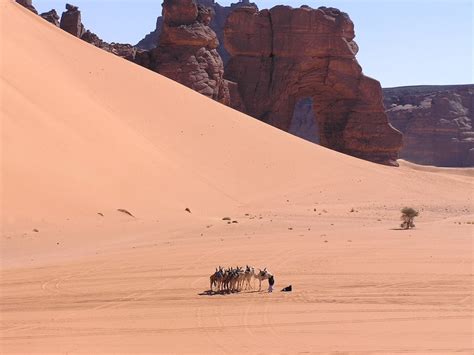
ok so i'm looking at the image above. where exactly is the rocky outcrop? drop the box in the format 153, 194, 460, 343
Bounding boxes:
224, 6, 402, 165
21, 0, 240, 107
136, 17, 164, 50
60, 3, 84, 37
81, 30, 139, 61
138, 0, 231, 105
48, 4, 139, 61
384, 85, 474, 167
40, 9, 60, 27
135, 0, 257, 64
199, 0, 258, 64
16, 0, 37, 14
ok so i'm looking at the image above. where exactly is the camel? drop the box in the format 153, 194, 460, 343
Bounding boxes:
254, 268, 273, 291
210, 267, 224, 292
209, 265, 273, 293
243, 265, 255, 290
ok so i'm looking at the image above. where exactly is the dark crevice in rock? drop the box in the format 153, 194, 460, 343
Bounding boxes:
267, 11, 275, 90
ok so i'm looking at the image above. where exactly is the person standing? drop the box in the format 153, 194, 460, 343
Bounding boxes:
268, 275, 275, 292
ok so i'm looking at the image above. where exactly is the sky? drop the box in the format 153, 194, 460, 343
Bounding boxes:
34, 0, 473, 88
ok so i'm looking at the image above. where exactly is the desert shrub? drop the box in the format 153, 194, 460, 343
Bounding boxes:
400, 207, 419, 229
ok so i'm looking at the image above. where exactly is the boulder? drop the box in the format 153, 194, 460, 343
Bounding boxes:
65, 3, 79, 11
162, 0, 198, 25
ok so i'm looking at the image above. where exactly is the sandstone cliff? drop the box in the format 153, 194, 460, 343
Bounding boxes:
384, 85, 474, 167
224, 6, 402, 165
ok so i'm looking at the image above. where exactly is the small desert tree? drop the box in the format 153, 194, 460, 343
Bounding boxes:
400, 207, 419, 229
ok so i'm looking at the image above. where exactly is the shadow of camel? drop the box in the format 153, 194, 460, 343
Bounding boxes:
198, 289, 263, 296
390, 228, 416, 231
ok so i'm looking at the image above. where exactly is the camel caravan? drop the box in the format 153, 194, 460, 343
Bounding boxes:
210, 266, 275, 294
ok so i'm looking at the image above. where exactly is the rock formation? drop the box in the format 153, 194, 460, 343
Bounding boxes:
135, 0, 257, 64
40, 9, 60, 27
60, 3, 84, 37
224, 6, 402, 165
198, 0, 258, 64
137, 0, 231, 105
384, 85, 474, 167
50, 4, 139, 61
81, 30, 139, 61
136, 16, 164, 51
16, 0, 37, 14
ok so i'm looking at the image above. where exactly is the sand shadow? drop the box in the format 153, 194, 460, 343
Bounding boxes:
198, 289, 262, 296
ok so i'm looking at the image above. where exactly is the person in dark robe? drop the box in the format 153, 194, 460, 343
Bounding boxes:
268, 275, 275, 292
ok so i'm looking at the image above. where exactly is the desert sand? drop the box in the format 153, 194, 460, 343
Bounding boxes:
1, 2, 473, 353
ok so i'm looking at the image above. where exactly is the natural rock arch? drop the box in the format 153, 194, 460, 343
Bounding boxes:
224, 6, 402, 165
289, 97, 320, 144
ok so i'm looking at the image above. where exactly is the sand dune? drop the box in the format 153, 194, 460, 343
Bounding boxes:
1, 2, 473, 353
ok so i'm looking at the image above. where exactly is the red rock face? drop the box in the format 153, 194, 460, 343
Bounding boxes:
163, 0, 198, 25
142, 0, 230, 105
384, 85, 474, 167
224, 6, 402, 165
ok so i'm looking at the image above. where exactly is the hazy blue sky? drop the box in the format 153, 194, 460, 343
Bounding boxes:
34, 0, 472, 87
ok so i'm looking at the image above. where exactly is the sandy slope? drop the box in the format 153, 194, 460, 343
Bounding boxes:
1, 2, 473, 353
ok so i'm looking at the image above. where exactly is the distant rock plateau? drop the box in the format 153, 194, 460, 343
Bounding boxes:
384, 85, 474, 167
